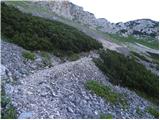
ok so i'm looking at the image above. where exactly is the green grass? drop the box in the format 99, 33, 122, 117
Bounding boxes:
145, 106, 159, 118
100, 113, 113, 119
85, 80, 127, 106
105, 33, 159, 50
94, 50, 159, 103
22, 51, 35, 60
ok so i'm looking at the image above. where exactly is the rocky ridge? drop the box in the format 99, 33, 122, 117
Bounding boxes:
32, 1, 159, 39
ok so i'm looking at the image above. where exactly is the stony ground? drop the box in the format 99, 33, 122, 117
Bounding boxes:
1, 41, 158, 119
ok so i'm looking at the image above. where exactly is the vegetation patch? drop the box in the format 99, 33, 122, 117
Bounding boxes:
145, 106, 159, 119
147, 52, 159, 60
1, 85, 17, 119
94, 50, 159, 103
22, 51, 35, 61
131, 51, 150, 62
2, 3, 102, 54
105, 33, 158, 49
147, 51, 159, 65
40, 51, 52, 66
85, 80, 127, 106
66, 52, 80, 61
100, 113, 113, 119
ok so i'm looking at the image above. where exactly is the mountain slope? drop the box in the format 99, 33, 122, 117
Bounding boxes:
1, 1, 159, 119
5, 1, 159, 40
1, 3, 102, 54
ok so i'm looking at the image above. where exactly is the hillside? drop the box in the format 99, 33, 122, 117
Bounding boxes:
1, 1, 159, 119
5, 1, 159, 40
1, 3, 102, 54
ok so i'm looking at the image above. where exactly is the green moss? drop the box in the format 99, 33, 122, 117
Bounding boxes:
22, 51, 35, 60
85, 80, 127, 106
145, 106, 159, 118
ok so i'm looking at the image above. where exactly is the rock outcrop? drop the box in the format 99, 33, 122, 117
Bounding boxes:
116, 19, 159, 39
32, 1, 159, 39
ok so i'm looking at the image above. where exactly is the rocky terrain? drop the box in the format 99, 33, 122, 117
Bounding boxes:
1, 1, 159, 119
1, 41, 157, 119
116, 19, 159, 39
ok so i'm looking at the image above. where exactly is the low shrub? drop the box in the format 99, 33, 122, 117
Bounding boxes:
94, 50, 159, 102
1, 3, 102, 54
85, 80, 127, 105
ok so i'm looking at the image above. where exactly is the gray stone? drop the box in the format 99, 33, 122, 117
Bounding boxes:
18, 111, 33, 119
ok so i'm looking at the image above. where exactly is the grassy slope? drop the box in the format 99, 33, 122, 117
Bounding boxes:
104, 33, 159, 50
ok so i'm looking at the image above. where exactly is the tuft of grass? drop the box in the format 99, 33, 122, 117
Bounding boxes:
145, 106, 159, 119
22, 51, 35, 61
100, 113, 113, 119
40, 51, 52, 66
85, 80, 127, 106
